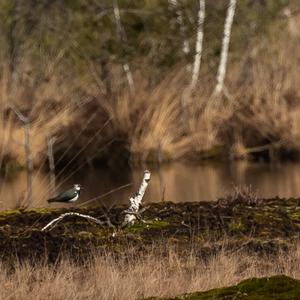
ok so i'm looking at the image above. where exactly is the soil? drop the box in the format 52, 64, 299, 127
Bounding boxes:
1, 197, 300, 264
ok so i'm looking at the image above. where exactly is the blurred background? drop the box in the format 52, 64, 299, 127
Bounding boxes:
0, 0, 299, 208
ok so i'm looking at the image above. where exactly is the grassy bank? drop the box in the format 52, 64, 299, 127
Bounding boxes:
1, 196, 300, 262
1, 196, 300, 298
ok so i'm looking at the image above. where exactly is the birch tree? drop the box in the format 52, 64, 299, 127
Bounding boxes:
113, 0, 135, 94
168, 0, 190, 68
122, 170, 151, 226
180, 0, 205, 128
190, 0, 205, 90
213, 0, 237, 97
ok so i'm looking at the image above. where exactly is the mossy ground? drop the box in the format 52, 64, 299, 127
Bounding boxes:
1, 197, 300, 263
148, 275, 300, 300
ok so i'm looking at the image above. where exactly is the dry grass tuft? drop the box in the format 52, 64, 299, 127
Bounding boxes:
1, 244, 300, 299
217, 185, 260, 207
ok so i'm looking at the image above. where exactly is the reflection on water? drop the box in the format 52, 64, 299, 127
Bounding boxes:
1, 161, 300, 209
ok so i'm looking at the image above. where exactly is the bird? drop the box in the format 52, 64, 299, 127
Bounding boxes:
47, 184, 82, 203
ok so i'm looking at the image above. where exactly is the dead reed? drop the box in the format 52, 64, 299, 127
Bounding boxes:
1, 243, 300, 300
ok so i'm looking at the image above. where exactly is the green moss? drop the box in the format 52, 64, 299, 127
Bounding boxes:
148, 276, 300, 300
0, 208, 59, 217
228, 218, 245, 233
25, 208, 59, 214
75, 231, 94, 239
0, 209, 21, 221
125, 220, 170, 233
0, 208, 60, 223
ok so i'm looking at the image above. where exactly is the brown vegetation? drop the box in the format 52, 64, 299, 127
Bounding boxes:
2, 244, 300, 299
1, 33, 300, 173
0, 2, 299, 175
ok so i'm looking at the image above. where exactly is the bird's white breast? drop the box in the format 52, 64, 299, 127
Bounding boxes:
69, 193, 79, 202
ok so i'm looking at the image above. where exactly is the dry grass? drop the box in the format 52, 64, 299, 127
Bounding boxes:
228, 37, 300, 157
0, 62, 82, 170
217, 184, 261, 207
1, 244, 300, 300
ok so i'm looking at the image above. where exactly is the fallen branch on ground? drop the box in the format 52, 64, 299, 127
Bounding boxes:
41, 212, 106, 232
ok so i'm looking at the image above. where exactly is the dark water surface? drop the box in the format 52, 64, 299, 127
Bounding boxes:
1, 161, 300, 209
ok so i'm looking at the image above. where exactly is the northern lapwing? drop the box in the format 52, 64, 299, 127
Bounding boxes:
47, 184, 82, 203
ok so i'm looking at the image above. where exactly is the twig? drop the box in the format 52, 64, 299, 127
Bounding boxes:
78, 183, 132, 207
47, 136, 57, 196
41, 212, 105, 232
122, 170, 151, 227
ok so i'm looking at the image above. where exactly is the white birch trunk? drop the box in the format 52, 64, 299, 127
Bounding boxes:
122, 170, 151, 226
180, 0, 205, 120
168, 0, 190, 62
113, 0, 135, 94
190, 0, 205, 90
213, 0, 237, 97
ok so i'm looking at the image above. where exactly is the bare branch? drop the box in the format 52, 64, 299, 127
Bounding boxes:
47, 136, 57, 196
41, 212, 105, 232
9, 104, 28, 124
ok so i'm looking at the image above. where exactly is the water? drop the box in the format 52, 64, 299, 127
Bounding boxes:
1, 161, 300, 209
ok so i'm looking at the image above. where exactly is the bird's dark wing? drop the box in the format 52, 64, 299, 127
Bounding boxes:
48, 188, 77, 202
